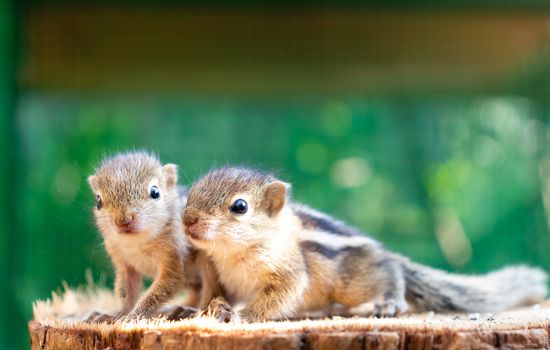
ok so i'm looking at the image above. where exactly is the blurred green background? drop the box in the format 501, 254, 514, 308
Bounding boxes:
3, 1, 550, 349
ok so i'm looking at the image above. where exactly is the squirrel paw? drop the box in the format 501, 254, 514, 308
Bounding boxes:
373, 299, 406, 318
200, 297, 236, 323
156, 305, 198, 321
84, 311, 117, 324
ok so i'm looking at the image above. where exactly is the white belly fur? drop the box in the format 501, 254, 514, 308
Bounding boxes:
212, 252, 261, 303
108, 232, 164, 278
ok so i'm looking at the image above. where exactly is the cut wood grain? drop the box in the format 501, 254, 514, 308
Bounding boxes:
29, 288, 550, 349
28, 321, 550, 350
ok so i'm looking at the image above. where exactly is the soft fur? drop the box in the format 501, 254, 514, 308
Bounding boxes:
88, 151, 220, 320
182, 167, 548, 322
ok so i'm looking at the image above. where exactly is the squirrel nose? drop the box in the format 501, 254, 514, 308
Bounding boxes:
115, 211, 137, 227
183, 215, 198, 228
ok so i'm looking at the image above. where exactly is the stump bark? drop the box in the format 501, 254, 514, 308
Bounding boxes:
29, 312, 550, 350
30, 288, 550, 350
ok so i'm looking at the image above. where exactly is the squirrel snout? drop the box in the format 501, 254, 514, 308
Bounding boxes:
183, 212, 204, 239
183, 214, 198, 228
114, 211, 137, 228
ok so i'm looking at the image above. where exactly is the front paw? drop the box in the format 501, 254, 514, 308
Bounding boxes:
84, 311, 118, 324
373, 299, 407, 318
156, 305, 198, 321
200, 297, 237, 323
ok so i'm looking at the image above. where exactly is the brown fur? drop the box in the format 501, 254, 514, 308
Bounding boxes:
88, 152, 220, 320
182, 167, 548, 322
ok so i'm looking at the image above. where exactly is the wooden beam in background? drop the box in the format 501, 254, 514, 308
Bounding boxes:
22, 7, 550, 94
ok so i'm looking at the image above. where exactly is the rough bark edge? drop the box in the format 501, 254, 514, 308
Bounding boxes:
29, 320, 550, 350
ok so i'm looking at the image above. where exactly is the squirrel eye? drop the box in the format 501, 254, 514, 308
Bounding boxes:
230, 199, 248, 215
150, 185, 160, 199
96, 195, 103, 210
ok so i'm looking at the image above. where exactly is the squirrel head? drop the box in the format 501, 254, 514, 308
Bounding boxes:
182, 167, 290, 252
88, 151, 179, 237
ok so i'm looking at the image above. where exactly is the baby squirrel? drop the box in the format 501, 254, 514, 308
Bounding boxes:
182, 167, 548, 322
88, 152, 219, 320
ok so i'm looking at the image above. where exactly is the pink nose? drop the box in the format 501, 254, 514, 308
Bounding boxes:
183, 215, 198, 228
185, 222, 198, 235
115, 217, 134, 227
115, 212, 137, 227
184, 218, 203, 239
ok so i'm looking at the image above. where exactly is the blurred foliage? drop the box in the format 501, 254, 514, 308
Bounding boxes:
1, 0, 16, 348
6, 94, 550, 349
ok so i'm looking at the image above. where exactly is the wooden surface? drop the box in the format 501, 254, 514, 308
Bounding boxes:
30, 288, 550, 349
28, 319, 550, 350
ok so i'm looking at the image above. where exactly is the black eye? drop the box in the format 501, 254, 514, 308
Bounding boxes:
96, 195, 103, 210
230, 199, 248, 215
150, 185, 160, 199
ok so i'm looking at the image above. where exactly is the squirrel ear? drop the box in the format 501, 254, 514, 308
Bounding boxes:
88, 175, 98, 193
162, 164, 178, 189
263, 181, 289, 217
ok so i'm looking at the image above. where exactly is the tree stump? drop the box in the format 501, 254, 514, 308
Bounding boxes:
29, 288, 550, 350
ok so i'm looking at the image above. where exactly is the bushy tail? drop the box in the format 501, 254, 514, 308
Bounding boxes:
400, 259, 548, 313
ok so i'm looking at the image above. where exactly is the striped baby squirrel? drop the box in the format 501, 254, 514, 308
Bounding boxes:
182, 167, 548, 322
87, 152, 220, 320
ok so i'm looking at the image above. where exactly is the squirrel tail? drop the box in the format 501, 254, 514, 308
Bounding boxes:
400, 258, 548, 313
